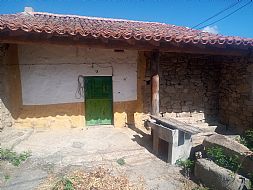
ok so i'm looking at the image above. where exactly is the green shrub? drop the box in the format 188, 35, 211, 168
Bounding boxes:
206, 146, 240, 173
0, 147, 31, 166
176, 158, 194, 170
176, 158, 194, 178
116, 158, 126, 166
4, 174, 10, 181
53, 177, 75, 190
239, 129, 253, 151
248, 172, 253, 189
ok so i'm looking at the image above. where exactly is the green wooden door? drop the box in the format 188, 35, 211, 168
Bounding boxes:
84, 76, 113, 126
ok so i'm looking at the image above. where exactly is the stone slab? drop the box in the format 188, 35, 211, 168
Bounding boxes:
203, 134, 253, 177
150, 115, 201, 135
195, 159, 250, 190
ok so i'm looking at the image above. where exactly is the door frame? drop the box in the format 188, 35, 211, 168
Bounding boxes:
84, 76, 113, 126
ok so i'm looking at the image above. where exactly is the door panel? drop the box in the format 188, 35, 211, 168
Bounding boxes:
85, 77, 113, 126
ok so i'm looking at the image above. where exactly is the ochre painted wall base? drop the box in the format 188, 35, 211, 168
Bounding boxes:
5, 45, 148, 129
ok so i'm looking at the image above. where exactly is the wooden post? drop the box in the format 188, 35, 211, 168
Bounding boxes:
151, 51, 160, 116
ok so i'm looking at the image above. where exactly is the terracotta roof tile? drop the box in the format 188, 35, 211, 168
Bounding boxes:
0, 11, 253, 47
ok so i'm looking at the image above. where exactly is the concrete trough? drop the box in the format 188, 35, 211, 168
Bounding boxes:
147, 121, 192, 164
147, 115, 201, 164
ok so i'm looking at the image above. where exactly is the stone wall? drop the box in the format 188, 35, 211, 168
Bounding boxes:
0, 44, 13, 130
219, 56, 253, 131
144, 53, 220, 124
1, 45, 252, 131
143, 52, 253, 131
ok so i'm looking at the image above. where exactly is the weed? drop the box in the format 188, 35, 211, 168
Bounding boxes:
176, 159, 194, 170
116, 158, 126, 166
4, 174, 10, 181
0, 147, 31, 166
192, 187, 210, 190
53, 177, 75, 190
239, 129, 253, 151
206, 146, 240, 173
248, 172, 253, 189
176, 158, 194, 178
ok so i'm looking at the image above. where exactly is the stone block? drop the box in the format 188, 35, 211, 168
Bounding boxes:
194, 159, 250, 190
183, 89, 188, 93
245, 100, 253, 106
237, 84, 250, 93
176, 112, 191, 118
161, 97, 171, 105
182, 106, 190, 112
172, 108, 182, 113
185, 101, 193, 106
175, 84, 183, 89
247, 64, 253, 72
203, 134, 253, 177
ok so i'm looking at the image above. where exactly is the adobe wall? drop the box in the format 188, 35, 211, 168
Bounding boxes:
0, 44, 14, 130
12, 44, 144, 128
0, 44, 9, 130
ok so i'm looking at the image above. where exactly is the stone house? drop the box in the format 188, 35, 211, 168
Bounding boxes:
0, 8, 252, 132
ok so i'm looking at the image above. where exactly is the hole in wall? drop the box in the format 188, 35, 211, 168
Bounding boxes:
146, 80, 151, 85
114, 49, 124, 52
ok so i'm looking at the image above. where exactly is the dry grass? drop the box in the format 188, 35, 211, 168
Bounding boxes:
37, 167, 144, 190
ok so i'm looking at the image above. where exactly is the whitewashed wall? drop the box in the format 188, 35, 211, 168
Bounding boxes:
18, 44, 138, 105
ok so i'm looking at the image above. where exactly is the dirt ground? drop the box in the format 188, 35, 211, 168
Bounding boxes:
0, 126, 197, 190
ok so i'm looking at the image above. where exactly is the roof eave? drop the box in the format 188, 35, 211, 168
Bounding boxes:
0, 29, 250, 57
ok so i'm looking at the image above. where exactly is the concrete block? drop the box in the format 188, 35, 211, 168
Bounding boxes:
147, 120, 192, 164
203, 134, 253, 177
195, 159, 250, 190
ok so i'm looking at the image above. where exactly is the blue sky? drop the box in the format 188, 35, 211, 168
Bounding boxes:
0, 0, 252, 38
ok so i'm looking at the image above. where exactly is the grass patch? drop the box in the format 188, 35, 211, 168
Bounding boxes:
206, 146, 240, 173
116, 158, 126, 166
176, 159, 194, 170
53, 177, 74, 190
4, 174, 10, 181
206, 146, 253, 189
239, 129, 253, 151
176, 158, 194, 178
0, 147, 31, 166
